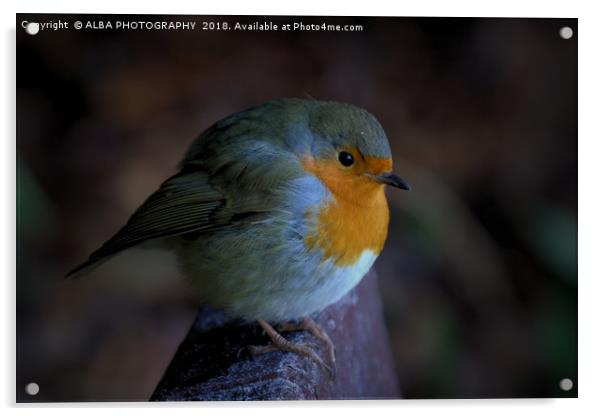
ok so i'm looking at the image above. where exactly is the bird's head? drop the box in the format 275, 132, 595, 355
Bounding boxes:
298, 100, 410, 205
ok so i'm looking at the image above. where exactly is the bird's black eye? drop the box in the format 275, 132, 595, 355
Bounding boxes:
338, 151, 354, 167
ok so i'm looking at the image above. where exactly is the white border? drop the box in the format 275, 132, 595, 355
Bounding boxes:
8, 0, 582, 17
3, 1, 601, 415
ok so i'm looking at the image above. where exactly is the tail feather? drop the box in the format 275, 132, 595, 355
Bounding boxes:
65, 257, 109, 280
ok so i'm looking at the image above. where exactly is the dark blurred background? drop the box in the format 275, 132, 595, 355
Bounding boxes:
16, 15, 577, 401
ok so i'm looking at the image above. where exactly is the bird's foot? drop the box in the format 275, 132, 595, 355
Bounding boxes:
249, 318, 335, 378
277, 317, 336, 373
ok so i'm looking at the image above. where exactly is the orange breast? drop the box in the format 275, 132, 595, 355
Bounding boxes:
302, 150, 391, 266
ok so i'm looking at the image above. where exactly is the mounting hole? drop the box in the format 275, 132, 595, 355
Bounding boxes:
25, 22, 40, 36
25, 382, 40, 396
559, 378, 573, 391
559, 26, 573, 40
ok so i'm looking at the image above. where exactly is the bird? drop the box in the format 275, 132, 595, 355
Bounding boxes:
66, 98, 410, 376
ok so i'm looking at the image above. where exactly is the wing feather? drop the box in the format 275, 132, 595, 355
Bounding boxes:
66, 171, 225, 279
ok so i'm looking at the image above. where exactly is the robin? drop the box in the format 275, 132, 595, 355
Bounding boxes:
67, 98, 410, 376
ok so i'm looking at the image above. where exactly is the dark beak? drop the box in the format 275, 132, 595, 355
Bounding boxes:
375, 172, 411, 191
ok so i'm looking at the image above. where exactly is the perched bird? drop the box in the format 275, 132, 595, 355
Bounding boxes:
67, 98, 410, 375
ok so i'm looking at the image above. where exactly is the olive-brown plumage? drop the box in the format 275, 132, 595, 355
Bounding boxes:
67, 98, 410, 375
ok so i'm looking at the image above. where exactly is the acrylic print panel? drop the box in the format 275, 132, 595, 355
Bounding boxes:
16, 14, 577, 401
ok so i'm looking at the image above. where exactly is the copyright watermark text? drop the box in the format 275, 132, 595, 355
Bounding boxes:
21, 18, 364, 35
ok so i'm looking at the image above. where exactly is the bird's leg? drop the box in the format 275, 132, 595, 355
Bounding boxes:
249, 319, 334, 377
277, 317, 336, 371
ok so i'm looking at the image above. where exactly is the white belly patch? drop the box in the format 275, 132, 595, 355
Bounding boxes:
260, 249, 378, 321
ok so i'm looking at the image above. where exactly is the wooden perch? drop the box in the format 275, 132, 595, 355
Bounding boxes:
151, 270, 400, 401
